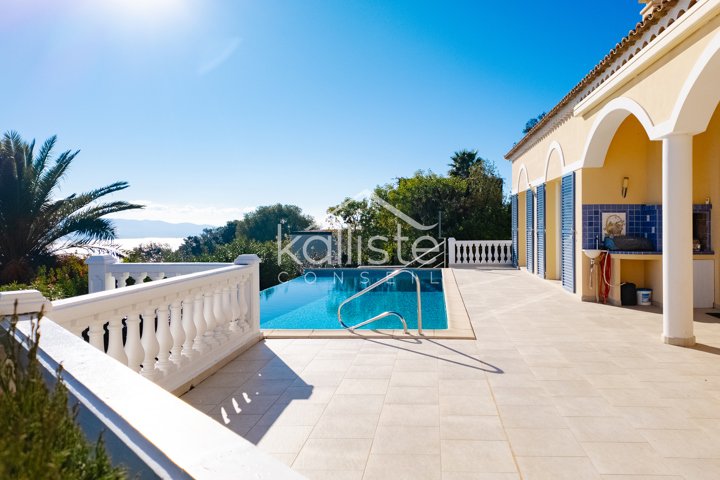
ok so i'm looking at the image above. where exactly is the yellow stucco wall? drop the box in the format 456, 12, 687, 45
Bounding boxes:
693, 104, 720, 303
509, 6, 720, 303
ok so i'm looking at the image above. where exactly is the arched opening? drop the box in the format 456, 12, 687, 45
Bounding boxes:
671, 32, 720, 135
515, 166, 530, 268
544, 143, 565, 280
581, 105, 661, 304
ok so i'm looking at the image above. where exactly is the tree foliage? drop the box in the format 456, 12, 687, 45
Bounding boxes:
0, 307, 125, 479
327, 153, 510, 265
0, 132, 142, 284
448, 149, 480, 179
522, 112, 547, 134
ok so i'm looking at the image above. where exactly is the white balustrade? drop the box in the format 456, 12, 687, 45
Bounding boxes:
86, 255, 234, 293
448, 238, 514, 267
44, 255, 261, 394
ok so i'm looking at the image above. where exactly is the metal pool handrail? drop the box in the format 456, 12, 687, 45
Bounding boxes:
337, 269, 423, 335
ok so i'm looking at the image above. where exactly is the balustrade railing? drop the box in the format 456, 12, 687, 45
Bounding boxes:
448, 238, 514, 267
38, 255, 260, 393
86, 255, 232, 293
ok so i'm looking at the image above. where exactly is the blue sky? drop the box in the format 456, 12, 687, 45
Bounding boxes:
2, 0, 641, 226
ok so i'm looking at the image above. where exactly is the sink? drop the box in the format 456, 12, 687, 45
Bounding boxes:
583, 249, 606, 260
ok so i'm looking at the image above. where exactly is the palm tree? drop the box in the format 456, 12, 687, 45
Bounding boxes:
0, 131, 143, 283
448, 149, 480, 179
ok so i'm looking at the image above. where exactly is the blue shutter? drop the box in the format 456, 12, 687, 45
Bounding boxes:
511, 194, 518, 267
537, 184, 546, 279
526, 190, 534, 273
561, 173, 575, 292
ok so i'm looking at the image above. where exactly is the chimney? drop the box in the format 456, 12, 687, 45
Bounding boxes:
639, 0, 663, 20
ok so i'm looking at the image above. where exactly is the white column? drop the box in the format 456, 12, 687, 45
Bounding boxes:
662, 134, 695, 346
448, 238, 456, 266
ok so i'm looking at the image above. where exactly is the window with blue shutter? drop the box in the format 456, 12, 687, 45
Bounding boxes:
511, 194, 518, 267
561, 173, 575, 292
537, 184, 546, 279
526, 190, 534, 274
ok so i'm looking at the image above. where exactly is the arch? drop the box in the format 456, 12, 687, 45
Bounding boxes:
543, 141, 565, 182
516, 164, 530, 193
580, 97, 656, 169
669, 31, 720, 135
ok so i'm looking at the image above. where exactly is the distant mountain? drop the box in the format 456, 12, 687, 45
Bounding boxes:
111, 219, 215, 239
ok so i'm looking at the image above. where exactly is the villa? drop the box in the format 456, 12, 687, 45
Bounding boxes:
3, 1, 720, 479
508, 0, 720, 347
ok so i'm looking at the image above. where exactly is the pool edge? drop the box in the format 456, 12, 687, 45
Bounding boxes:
262, 268, 475, 340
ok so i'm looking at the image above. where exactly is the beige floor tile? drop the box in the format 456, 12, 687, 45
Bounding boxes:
491, 387, 553, 406
640, 428, 720, 458
440, 415, 506, 440
506, 428, 585, 456
181, 386, 235, 405
256, 402, 326, 426
293, 369, 346, 386
345, 365, 395, 379
336, 378, 390, 395
219, 393, 279, 415
439, 379, 490, 396
553, 396, 618, 417
598, 388, 666, 407
295, 470, 363, 480
362, 454, 441, 480
293, 438, 373, 471
324, 394, 386, 415
276, 385, 337, 404
371, 425, 440, 455
440, 395, 498, 416
310, 413, 380, 439
497, 404, 568, 429
390, 370, 440, 387
245, 424, 313, 453
581, 442, 670, 475
441, 474, 520, 480
663, 458, 720, 480
614, 406, 693, 430
379, 404, 440, 427
516, 456, 601, 480
599, 476, 683, 480
386, 386, 439, 404
440, 440, 516, 473
565, 416, 646, 442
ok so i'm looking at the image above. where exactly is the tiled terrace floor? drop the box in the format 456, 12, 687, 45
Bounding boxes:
183, 269, 720, 480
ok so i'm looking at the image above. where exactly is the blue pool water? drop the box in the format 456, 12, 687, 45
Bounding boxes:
260, 269, 448, 330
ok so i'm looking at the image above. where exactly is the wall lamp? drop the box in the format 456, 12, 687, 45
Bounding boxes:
621, 177, 629, 198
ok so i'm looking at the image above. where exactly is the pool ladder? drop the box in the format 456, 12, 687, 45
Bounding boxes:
337, 269, 422, 335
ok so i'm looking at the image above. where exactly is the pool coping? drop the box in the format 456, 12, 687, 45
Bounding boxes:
261, 268, 476, 340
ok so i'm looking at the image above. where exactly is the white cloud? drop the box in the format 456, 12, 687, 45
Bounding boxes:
197, 37, 241, 75
108, 200, 255, 226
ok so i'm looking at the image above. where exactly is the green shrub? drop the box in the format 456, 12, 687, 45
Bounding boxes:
0, 256, 88, 300
0, 306, 125, 479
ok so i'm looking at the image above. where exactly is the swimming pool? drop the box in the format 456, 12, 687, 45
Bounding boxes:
260, 269, 448, 330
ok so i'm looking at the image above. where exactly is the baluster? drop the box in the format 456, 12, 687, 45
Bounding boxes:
478, 243, 485, 264
124, 312, 144, 372
213, 287, 226, 341
106, 317, 128, 365
239, 277, 250, 328
88, 322, 104, 351
230, 282, 241, 331
182, 295, 197, 359
169, 299, 185, 365
223, 285, 238, 332
141, 307, 159, 379
150, 272, 165, 282
193, 293, 208, 353
203, 289, 217, 345
494, 242, 500, 264
118, 272, 130, 288
458, 244, 465, 264
156, 304, 172, 373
